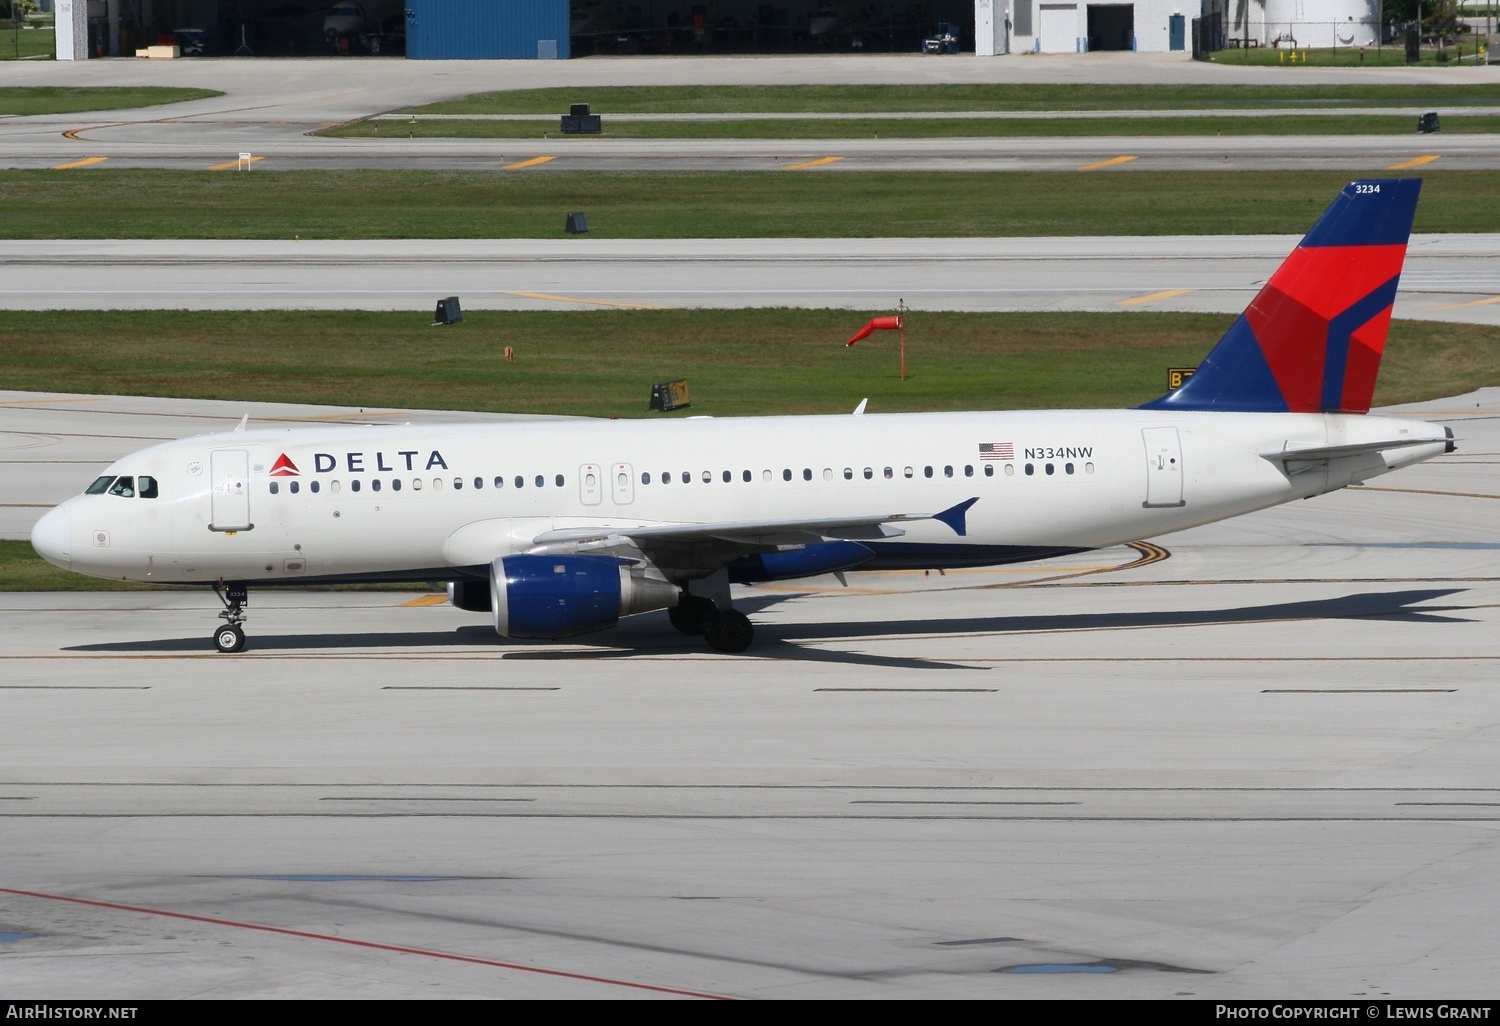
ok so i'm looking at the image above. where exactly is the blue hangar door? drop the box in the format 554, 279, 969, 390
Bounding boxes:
406, 0, 569, 59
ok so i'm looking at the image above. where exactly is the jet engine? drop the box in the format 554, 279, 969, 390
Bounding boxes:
488, 555, 679, 639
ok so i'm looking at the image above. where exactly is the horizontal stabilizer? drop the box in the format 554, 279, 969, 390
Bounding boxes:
1260, 436, 1446, 466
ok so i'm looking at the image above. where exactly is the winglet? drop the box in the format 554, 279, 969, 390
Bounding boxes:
853, 398, 868, 415
234, 415, 249, 432
933, 497, 979, 537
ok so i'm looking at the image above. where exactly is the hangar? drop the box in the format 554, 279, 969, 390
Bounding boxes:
52, 0, 1209, 58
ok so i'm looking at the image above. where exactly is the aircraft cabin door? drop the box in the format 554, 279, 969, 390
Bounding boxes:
579, 464, 602, 506
209, 449, 253, 531
1141, 427, 1185, 508
611, 463, 635, 505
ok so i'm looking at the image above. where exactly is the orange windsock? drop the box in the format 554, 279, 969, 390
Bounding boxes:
845, 315, 903, 347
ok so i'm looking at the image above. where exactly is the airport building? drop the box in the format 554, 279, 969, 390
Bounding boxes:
55, 0, 1232, 59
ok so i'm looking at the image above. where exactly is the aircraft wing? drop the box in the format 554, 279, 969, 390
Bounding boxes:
525, 498, 978, 575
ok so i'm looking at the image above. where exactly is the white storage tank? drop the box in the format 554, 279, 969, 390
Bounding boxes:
1260, 0, 1379, 48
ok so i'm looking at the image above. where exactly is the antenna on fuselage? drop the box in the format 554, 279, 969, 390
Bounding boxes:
234, 415, 248, 432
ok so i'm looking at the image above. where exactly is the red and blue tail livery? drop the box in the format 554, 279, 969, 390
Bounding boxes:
1141, 178, 1421, 415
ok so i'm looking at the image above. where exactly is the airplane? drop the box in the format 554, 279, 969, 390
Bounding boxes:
323, 0, 402, 49
28, 179, 1455, 656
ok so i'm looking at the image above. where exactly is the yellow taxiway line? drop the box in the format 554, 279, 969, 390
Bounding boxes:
502, 155, 556, 170
1079, 155, 1138, 171
207, 155, 264, 171
1386, 155, 1439, 170
501, 290, 667, 310
52, 157, 108, 170
1117, 288, 1194, 306
781, 156, 843, 171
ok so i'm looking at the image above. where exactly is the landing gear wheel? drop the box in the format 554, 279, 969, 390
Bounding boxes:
213, 624, 246, 653
703, 610, 754, 653
669, 595, 718, 635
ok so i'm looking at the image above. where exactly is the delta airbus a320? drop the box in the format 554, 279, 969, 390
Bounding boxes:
29, 179, 1454, 654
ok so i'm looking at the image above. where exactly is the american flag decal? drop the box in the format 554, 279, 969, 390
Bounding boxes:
978, 442, 1014, 460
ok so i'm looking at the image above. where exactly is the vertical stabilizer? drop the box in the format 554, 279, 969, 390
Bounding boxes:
1140, 178, 1421, 414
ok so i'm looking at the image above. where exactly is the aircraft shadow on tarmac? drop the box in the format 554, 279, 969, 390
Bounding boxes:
66, 588, 1472, 672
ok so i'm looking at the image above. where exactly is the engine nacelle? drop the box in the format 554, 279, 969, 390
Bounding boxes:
447, 578, 492, 613
489, 555, 679, 639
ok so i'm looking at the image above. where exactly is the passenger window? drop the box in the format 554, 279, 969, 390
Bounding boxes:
269, 481, 279, 495
944, 466, 953, 478
844, 468, 853, 480
474, 477, 483, 489
1004, 465, 1014, 477
494, 476, 504, 488
723, 470, 732, 483
433, 478, 444, 491
742, 470, 751, 482
289, 481, 299, 494
108, 476, 135, 497
391, 479, 401, 492
1085, 462, 1095, 474
1025, 464, 1034, 476
863, 468, 872, 480
782, 469, 792, 482
983, 465, 993, 477
534, 475, 544, 488
371, 479, 381, 492
904, 467, 913, 479
803, 468, 812, 481
1066, 463, 1075, 475
452, 478, 462, 490
964, 465, 973, 477
331, 480, 342, 493
411, 479, 421, 490
515, 476, 524, 489
350, 480, 361, 493
138, 475, 159, 498
660, 471, 670, 485
884, 467, 892, 479
703, 470, 712, 483
310, 480, 321, 493
642, 472, 651, 485
924, 466, 933, 479
823, 468, 833, 481
556, 474, 564, 487
85, 476, 115, 495
762, 470, 772, 482
1045, 463, 1055, 476
681, 471, 690, 484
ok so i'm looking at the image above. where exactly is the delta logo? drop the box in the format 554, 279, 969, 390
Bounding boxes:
269, 454, 300, 477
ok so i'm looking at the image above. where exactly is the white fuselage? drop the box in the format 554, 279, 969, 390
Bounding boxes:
31, 407, 1450, 587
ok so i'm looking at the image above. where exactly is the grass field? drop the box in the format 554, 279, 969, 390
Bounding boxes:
4, 170, 1498, 238
0, 86, 221, 113
7, 308, 1494, 417
0, 27, 52, 61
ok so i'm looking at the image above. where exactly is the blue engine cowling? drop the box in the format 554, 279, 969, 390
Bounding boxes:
489, 554, 679, 639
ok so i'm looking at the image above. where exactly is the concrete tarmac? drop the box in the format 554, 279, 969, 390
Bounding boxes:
1, 388, 1497, 998
5, 234, 1500, 325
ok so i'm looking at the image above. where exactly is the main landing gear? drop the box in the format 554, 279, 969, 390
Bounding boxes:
669, 593, 754, 654
213, 581, 248, 653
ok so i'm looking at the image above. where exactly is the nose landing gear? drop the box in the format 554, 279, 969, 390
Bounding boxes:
213, 581, 248, 653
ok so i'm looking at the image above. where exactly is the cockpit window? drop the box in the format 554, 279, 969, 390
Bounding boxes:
107, 476, 135, 498
85, 476, 116, 495
138, 475, 159, 499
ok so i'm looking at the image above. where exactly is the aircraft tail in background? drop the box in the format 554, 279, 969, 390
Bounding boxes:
1140, 178, 1422, 416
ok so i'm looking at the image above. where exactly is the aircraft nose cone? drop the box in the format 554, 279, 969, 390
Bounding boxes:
30, 506, 72, 571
